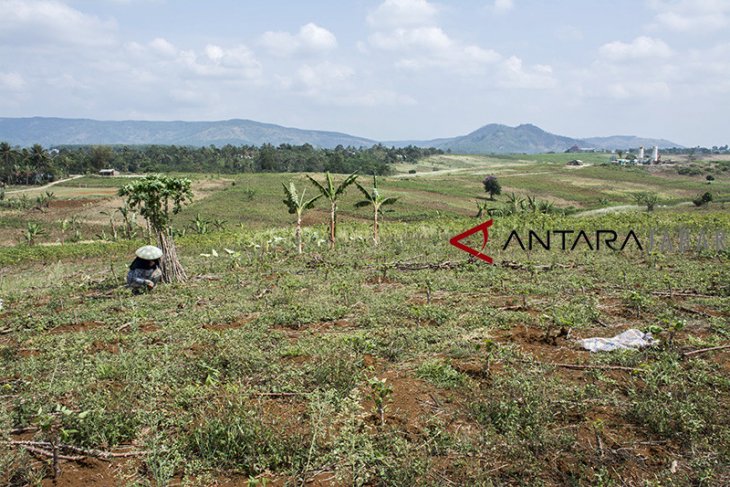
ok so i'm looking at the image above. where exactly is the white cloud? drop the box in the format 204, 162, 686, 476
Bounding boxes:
498, 57, 556, 89
0, 72, 25, 91
369, 27, 500, 72
607, 81, 671, 99
493, 0, 514, 14
370, 26, 452, 51
0, 0, 117, 47
259, 23, 337, 57
149, 37, 177, 57
367, 0, 438, 28
299, 23, 338, 51
599, 36, 673, 61
329, 90, 417, 107
649, 0, 730, 32
176, 45, 261, 79
296, 62, 354, 93
366, 0, 500, 74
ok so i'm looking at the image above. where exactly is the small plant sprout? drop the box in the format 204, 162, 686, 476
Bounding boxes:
623, 291, 652, 318
36, 405, 90, 479
367, 377, 393, 426
653, 316, 686, 347
479, 338, 497, 377
474, 201, 490, 218
23, 221, 47, 245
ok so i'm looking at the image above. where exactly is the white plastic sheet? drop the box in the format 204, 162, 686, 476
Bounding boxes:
579, 329, 656, 352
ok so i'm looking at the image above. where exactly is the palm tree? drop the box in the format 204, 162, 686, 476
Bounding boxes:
354, 175, 398, 246
0, 142, 17, 184
27, 144, 50, 183
282, 182, 321, 254
307, 172, 358, 249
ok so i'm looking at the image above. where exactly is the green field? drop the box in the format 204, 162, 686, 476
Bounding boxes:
1, 155, 728, 486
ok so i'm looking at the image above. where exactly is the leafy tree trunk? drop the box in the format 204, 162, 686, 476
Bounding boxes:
296, 212, 303, 254
157, 229, 187, 283
329, 202, 336, 249
373, 208, 379, 246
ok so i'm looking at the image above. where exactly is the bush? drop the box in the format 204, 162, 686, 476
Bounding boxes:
677, 166, 702, 176
633, 192, 659, 211
692, 192, 713, 207
482, 175, 501, 200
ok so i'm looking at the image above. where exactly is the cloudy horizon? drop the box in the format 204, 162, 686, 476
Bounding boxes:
0, 0, 728, 147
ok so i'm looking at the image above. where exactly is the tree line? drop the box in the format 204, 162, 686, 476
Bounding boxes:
0, 142, 442, 185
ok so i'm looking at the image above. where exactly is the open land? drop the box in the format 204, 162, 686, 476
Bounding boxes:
1, 154, 728, 486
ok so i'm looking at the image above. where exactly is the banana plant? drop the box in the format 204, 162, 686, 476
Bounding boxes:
283, 182, 321, 254
307, 172, 357, 249
354, 175, 398, 246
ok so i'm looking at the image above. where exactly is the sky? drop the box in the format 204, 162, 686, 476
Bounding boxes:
0, 0, 728, 147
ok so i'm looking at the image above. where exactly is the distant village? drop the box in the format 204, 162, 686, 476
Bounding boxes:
565, 144, 730, 166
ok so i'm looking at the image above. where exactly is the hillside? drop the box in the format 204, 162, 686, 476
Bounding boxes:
0, 117, 375, 149
582, 135, 682, 150
435, 123, 579, 154
0, 117, 682, 153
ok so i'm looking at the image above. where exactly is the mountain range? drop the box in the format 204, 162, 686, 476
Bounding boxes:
0, 117, 682, 153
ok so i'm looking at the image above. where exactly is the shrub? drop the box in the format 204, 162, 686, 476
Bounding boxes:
482, 175, 501, 200
692, 192, 713, 207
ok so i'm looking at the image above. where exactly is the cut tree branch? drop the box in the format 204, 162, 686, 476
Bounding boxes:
683, 344, 730, 357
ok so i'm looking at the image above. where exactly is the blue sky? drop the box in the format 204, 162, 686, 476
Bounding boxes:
0, 0, 728, 146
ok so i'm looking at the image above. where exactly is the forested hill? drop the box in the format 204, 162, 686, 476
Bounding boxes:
0, 117, 375, 149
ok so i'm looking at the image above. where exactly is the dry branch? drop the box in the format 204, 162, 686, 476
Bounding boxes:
675, 306, 713, 317
5, 440, 148, 459
518, 359, 643, 373
12, 444, 85, 462
251, 392, 305, 397
500, 261, 571, 271
392, 261, 462, 271
683, 344, 730, 357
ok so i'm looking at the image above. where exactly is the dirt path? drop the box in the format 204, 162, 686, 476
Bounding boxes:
573, 201, 693, 217
391, 167, 475, 178
5, 175, 83, 194
392, 162, 592, 179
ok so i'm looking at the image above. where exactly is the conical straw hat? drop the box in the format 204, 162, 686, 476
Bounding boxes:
135, 245, 163, 260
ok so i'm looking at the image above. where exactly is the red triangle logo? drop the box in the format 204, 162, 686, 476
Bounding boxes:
449, 219, 494, 264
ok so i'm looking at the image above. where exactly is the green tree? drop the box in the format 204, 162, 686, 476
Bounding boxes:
307, 172, 358, 249
27, 144, 51, 181
633, 192, 659, 212
482, 175, 501, 200
0, 142, 18, 184
282, 182, 321, 254
354, 175, 398, 246
119, 175, 193, 283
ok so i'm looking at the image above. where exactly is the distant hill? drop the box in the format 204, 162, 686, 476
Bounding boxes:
0, 117, 683, 153
389, 124, 682, 154
0, 117, 375, 148
426, 123, 579, 154
581, 135, 680, 151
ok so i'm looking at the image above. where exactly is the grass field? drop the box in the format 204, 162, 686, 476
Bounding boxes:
1, 155, 728, 486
